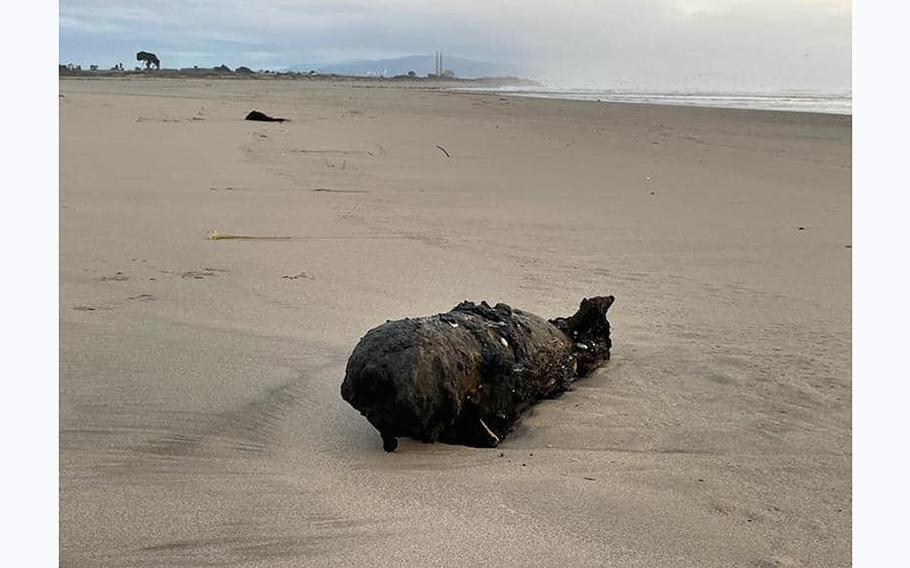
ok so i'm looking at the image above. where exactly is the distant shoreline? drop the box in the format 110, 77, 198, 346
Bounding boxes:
452, 85, 852, 116
57, 67, 538, 87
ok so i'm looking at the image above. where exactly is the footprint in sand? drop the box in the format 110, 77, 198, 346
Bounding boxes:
73, 293, 155, 312
281, 272, 313, 281
97, 272, 129, 282
135, 117, 181, 123
750, 557, 798, 568
162, 268, 227, 280
72, 304, 113, 312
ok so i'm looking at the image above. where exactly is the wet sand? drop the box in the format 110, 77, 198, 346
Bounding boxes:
60, 77, 851, 567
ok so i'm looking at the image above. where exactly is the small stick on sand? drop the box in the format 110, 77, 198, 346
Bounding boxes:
479, 419, 501, 446
207, 230, 293, 241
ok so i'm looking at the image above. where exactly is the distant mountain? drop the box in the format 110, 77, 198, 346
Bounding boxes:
288, 55, 526, 79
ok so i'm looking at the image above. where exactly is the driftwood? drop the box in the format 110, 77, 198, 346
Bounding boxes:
341, 296, 615, 451
245, 110, 288, 122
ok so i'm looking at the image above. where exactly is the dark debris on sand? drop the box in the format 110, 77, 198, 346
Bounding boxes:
341, 296, 615, 452
245, 110, 288, 123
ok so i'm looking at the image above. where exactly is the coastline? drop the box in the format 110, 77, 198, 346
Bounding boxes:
451, 85, 852, 115
57, 67, 538, 88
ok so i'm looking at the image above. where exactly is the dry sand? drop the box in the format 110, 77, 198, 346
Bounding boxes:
60, 77, 851, 567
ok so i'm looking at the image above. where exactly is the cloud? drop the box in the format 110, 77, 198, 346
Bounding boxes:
59, 0, 851, 89
59, 15, 126, 34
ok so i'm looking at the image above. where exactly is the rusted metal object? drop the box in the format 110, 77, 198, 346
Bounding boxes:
341, 296, 615, 451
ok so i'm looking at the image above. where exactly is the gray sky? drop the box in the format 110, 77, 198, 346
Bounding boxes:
59, 0, 851, 90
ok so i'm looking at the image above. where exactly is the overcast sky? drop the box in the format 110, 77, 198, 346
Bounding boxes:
59, 0, 851, 91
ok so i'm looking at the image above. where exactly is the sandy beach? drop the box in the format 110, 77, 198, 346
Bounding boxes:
59, 77, 851, 567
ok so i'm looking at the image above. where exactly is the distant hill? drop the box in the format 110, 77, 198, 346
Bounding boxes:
288, 55, 526, 79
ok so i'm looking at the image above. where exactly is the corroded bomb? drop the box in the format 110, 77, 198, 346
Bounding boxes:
341, 296, 615, 451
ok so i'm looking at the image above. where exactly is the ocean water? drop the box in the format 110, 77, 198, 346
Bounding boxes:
454, 86, 852, 115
